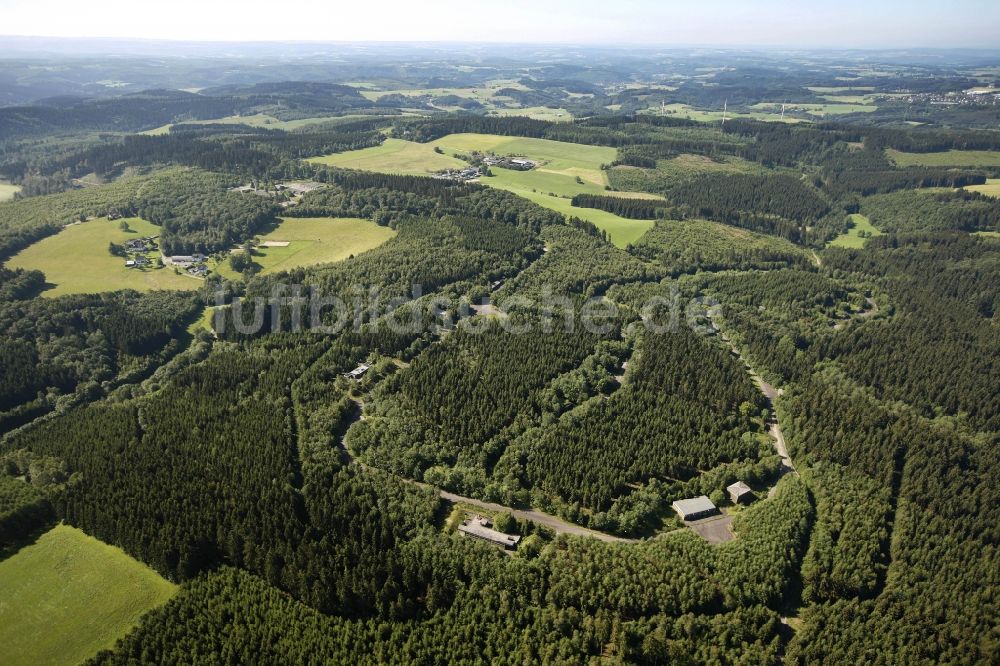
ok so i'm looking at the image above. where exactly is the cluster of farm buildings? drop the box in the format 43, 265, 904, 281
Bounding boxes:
434, 154, 538, 182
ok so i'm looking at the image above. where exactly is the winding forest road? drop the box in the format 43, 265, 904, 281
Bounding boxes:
337, 401, 636, 542
338, 328, 796, 542
721, 334, 797, 496
436, 491, 637, 543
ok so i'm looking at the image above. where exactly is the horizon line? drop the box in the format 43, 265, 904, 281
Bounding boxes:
3, 35, 1000, 53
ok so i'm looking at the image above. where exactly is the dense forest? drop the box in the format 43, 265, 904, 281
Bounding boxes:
1, 86, 998, 665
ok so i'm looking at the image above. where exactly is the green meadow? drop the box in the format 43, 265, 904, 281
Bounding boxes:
966, 179, 1000, 198
651, 103, 807, 124
0, 524, 177, 666
751, 102, 877, 116
828, 213, 883, 249
212, 216, 397, 280
308, 138, 465, 174
142, 114, 349, 136
433, 134, 657, 244
6, 217, 195, 296
356, 81, 573, 120
0, 180, 20, 201
887, 149, 1000, 167
514, 190, 655, 246
309, 134, 663, 246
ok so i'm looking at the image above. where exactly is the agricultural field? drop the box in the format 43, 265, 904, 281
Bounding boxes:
965, 178, 1000, 197
0, 524, 176, 666
307, 138, 465, 174
828, 213, 883, 248
141, 114, 348, 136
886, 148, 1000, 167
212, 216, 396, 280
432, 134, 656, 245
6, 216, 195, 296
489, 107, 573, 121
751, 102, 878, 116
515, 190, 655, 246
435, 133, 617, 190
0, 180, 20, 201
650, 103, 806, 124
356, 81, 573, 120
310, 133, 658, 245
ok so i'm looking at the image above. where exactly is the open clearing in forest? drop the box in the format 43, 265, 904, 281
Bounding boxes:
310, 133, 659, 246
828, 213, 883, 249
308, 138, 466, 173
141, 114, 349, 136
212, 216, 396, 280
0, 180, 20, 201
966, 178, 1000, 198
6, 216, 194, 296
513, 190, 655, 246
886, 149, 1000, 167
0, 524, 177, 666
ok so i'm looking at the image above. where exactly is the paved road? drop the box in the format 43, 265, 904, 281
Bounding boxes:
438, 490, 637, 543
338, 402, 635, 543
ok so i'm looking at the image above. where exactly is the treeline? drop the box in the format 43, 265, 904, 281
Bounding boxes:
0, 474, 53, 547
0, 174, 144, 260
864, 125, 1000, 153
39, 128, 386, 180
860, 189, 1000, 234
0, 267, 44, 301
822, 168, 986, 197
571, 193, 665, 219
662, 173, 831, 242
0, 83, 373, 140
290, 170, 565, 232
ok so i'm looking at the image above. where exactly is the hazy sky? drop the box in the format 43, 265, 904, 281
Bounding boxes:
1, 0, 998, 48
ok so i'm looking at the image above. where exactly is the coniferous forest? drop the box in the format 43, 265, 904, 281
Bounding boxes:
0, 41, 998, 666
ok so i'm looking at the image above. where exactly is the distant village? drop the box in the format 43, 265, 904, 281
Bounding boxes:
879, 87, 1000, 107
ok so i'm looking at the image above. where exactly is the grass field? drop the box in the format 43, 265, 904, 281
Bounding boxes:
308, 138, 465, 173
965, 178, 1000, 198
0, 524, 176, 666
432, 134, 655, 244
515, 191, 655, 246
886, 149, 1000, 167
6, 217, 195, 296
828, 213, 883, 249
0, 180, 20, 201
309, 134, 661, 246
751, 102, 877, 116
650, 103, 807, 124
142, 114, 349, 136
212, 216, 396, 280
489, 107, 573, 121
653, 153, 764, 179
